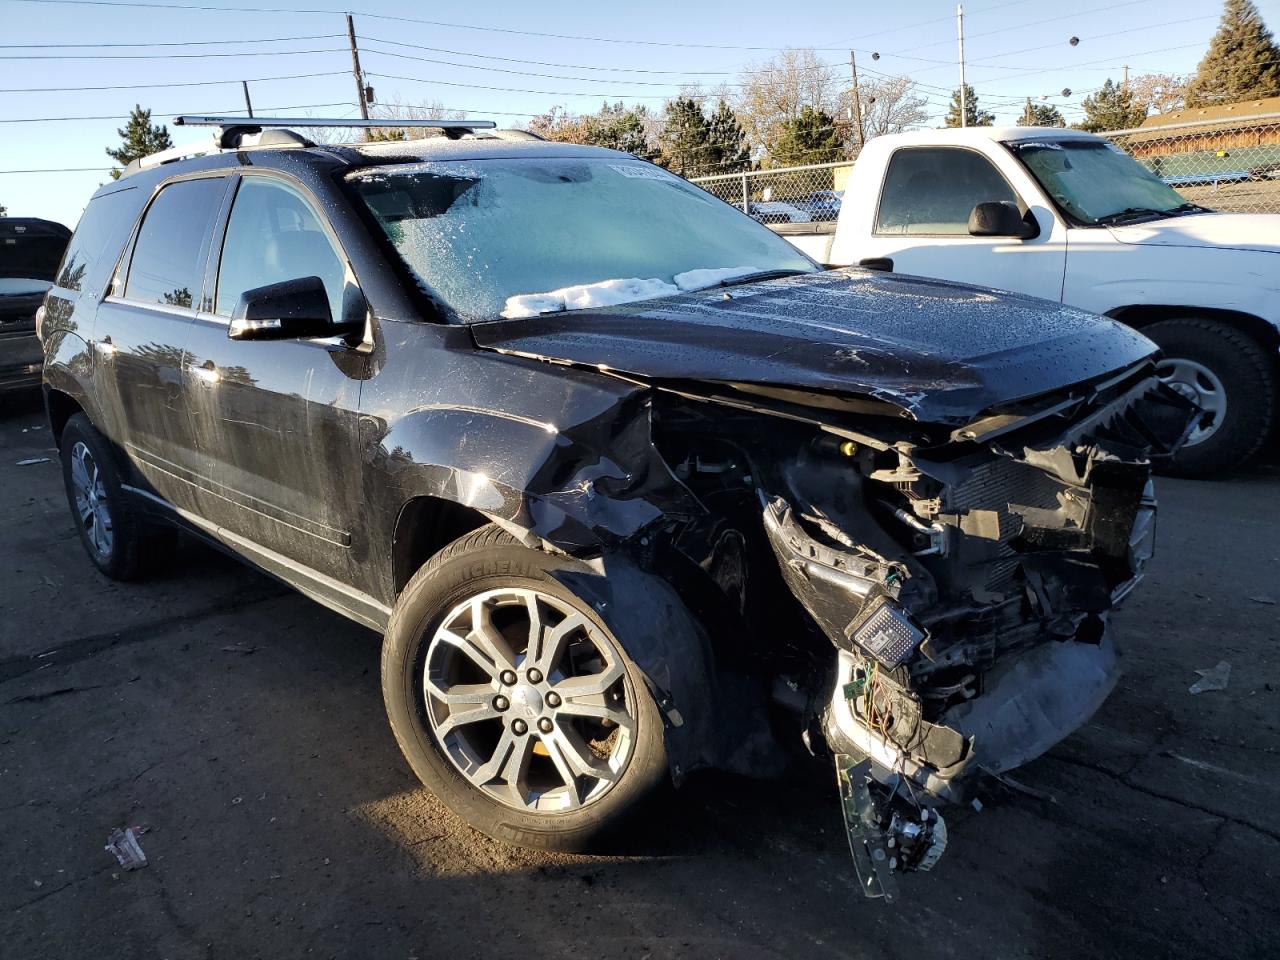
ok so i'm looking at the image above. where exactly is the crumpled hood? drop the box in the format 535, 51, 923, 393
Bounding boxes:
1107, 212, 1280, 255
470, 269, 1157, 425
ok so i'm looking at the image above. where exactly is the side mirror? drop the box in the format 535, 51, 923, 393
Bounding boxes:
228, 276, 362, 341
968, 201, 1040, 240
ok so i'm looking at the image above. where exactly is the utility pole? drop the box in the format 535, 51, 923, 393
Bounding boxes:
957, 4, 968, 128
346, 14, 370, 124
849, 50, 865, 151
241, 80, 254, 118
1122, 64, 1129, 89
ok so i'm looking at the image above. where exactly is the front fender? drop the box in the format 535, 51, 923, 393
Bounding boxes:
374, 389, 705, 556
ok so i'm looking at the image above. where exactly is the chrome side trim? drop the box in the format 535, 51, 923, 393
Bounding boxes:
123, 484, 390, 630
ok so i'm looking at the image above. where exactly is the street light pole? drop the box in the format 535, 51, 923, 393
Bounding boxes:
957, 4, 968, 128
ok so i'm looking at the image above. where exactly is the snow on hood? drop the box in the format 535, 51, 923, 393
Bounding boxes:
1107, 212, 1280, 255
501, 266, 763, 318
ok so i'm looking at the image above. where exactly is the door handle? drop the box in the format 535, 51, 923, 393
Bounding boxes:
858, 258, 894, 272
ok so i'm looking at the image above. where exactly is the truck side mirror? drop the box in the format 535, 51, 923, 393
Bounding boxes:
228, 276, 362, 341
968, 201, 1039, 240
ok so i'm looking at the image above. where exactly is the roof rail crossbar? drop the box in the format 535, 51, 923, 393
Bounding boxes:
173, 116, 495, 131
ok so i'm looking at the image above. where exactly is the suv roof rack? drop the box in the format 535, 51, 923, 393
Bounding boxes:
174, 115, 496, 141
120, 115, 502, 179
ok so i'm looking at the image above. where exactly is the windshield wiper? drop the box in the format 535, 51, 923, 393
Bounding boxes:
1094, 206, 1180, 225
718, 268, 810, 288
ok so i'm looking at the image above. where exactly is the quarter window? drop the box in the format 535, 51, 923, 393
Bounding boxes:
215, 178, 347, 319
876, 147, 1019, 235
123, 177, 226, 308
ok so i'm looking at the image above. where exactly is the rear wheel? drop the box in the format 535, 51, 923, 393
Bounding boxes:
381, 525, 668, 851
58, 413, 167, 580
1143, 318, 1276, 477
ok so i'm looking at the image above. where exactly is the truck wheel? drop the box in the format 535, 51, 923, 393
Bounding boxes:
58, 413, 169, 580
381, 525, 668, 852
1143, 318, 1275, 478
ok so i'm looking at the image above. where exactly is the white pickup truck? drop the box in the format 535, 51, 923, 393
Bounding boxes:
783, 127, 1280, 476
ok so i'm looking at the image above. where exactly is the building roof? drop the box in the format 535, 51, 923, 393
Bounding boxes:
1137, 95, 1280, 133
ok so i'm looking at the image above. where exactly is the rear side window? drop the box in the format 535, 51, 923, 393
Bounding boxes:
124, 177, 226, 309
214, 177, 346, 318
56, 188, 138, 292
875, 147, 1018, 236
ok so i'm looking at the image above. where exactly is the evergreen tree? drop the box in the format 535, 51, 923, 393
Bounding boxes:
944, 85, 995, 127
0, 202, 6, 216
582, 102, 651, 155
769, 106, 842, 167
1077, 79, 1148, 132
659, 96, 714, 176
706, 99, 751, 174
1186, 0, 1280, 106
1018, 98, 1066, 127
106, 105, 173, 179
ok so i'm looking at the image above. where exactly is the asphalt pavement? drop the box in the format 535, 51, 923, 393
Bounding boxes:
2, 390, 1277, 960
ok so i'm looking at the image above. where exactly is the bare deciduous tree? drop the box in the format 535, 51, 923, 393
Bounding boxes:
737, 49, 844, 158
857, 75, 931, 141
1128, 73, 1189, 114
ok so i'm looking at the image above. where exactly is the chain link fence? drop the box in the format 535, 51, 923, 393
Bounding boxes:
689, 113, 1280, 220
690, 161, 855, 228
1101, 112, 1280, 215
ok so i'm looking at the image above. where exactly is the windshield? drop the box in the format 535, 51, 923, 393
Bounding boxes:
348, 157, 816, 321
1009, 138, 1198, 225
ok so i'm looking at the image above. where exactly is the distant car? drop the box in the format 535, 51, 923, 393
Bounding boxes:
799, 190, 843, 221
1249, 162, 1280, 182
2, 217, 71, 394
748, 201, 812, 224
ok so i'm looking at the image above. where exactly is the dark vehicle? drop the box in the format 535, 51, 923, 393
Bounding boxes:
2, 217, 70, 393
800, 189, 843, 221
40, 117, 1194, 895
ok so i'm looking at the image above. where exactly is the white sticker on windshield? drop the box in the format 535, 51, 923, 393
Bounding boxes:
609, 163, 677, 181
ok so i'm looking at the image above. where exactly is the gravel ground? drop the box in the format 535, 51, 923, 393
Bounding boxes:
2, 391, 1278, 960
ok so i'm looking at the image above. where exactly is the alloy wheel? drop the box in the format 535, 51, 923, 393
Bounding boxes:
423, 587, 636, 813
69, 441, 114, 559
1156, 357, 1227, 446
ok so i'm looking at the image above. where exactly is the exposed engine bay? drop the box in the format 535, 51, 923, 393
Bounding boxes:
646, 360, 1197, 898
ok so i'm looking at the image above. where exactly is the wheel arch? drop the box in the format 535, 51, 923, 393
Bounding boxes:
391, 494, 492, 597
1106, 304, 1280, 356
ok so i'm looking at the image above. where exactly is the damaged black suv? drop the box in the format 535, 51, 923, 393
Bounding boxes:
40, 118, 1195, 890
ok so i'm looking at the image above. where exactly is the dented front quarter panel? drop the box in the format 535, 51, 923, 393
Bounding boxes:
352, 318, 704, 604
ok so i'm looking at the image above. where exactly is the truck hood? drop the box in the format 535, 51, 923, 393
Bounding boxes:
470, 269, 1157, 425
1107, 212, 1280, 255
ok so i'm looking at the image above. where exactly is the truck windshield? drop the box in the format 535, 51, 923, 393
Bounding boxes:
348, 157, 816, 322
1009, 138, 1199, 225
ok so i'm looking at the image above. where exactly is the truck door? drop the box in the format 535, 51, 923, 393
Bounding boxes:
91, 175, 231, 515
181, 173, 367, 595
856, 146, 1066, 302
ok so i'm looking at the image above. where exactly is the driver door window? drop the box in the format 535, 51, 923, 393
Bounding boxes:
215, 177, 347, 318
876, 147, 1019, 236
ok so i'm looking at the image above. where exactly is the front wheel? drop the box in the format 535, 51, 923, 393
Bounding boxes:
381, 525, 668, 852
1143, 318, 1276, 478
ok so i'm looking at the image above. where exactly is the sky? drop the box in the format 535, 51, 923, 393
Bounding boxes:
0, 0, 1270, 226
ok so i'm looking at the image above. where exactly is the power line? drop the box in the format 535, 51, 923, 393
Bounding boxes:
0, 70, 348, 93
0, 0, 858, 51
0, 101, 353, 122
0, 46, 347, 60
0, 33, 342, 48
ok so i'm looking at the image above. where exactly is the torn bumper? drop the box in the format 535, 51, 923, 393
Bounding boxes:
823, 630, 1119, 800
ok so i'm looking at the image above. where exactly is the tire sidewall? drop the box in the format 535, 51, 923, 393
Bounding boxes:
1144, 319, 1276, 477
58, 414, 138, 579
382, 535, 667, 851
